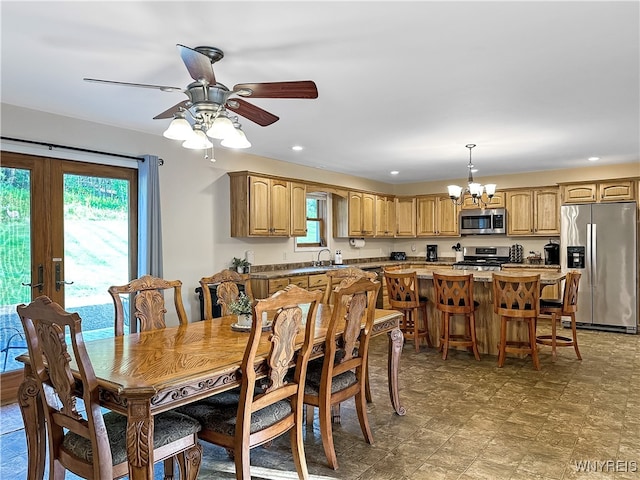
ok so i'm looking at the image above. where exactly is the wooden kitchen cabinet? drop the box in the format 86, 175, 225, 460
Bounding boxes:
561, 179, 636, 203
375, 195, 396, 237
506, 187, 560, 236
252, 275, 311, 299
229, 172, 292, 237
460, 191, 505, 210
416, 195, 460, 237
290, 182, 307, 236
395, 197, 416, 237
333, 191, 375, 237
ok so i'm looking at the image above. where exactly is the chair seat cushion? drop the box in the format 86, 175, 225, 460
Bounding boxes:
177, 399, 293, 437
62, 410, 201, 465
304, 362, 357, 396
540, 299, 563, 309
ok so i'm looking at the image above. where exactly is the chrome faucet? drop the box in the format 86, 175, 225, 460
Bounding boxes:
315, 248, 332, 266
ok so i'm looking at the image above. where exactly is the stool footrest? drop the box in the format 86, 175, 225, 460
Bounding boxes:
535, 335, 574, 347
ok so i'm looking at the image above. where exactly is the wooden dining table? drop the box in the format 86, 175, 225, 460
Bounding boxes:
17, 305, 404, 480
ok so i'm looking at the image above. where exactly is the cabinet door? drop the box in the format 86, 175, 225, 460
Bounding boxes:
362, 193, 376, 236
375, 195, 395, 237
534, 189, 560, 235
599, 181, 634, 201
249, 177, 272, 235
416, 196, 437, 236
395, 197, 416, 237
348, 192, 363, 237
290, 182, 307, 236
460, 191, 505, 209
562, 184, 596, 203
269, 179, 291, 236
437, 196, 460, 236
506, 190, 533, 235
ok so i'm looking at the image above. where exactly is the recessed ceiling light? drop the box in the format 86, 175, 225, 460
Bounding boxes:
390, 170, 399, 175
291, 145, 304, 151
588, 156, 600, 162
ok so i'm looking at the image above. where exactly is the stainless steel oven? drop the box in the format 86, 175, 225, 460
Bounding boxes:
452, 246, 510, 271
459, 208, 506, 235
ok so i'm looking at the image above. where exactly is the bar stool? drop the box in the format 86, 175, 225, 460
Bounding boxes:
384, 268, 432, 352
492, 273, 541, 370
536, 271, 582, 361
432, 272, 480, 360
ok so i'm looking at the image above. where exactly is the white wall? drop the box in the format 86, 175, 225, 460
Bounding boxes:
2, 103, 638, 322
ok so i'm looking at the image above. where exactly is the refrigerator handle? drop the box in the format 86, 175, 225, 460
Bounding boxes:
591, 223, 597, 287
586, 223, 593, 287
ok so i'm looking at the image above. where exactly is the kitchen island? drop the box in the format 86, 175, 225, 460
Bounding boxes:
390, 267, 565, 357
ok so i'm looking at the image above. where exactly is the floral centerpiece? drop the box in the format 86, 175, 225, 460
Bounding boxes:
229, 292, 253, 327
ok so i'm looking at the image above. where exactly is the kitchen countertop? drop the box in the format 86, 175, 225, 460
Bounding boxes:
249, 260, 561, 279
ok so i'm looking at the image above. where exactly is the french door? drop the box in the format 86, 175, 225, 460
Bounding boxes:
0, 151, 137, 397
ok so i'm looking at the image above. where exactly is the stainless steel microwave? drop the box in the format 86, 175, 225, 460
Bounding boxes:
459, 208, 506, 235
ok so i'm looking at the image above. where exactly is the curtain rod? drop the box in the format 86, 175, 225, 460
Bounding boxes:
1, 136, 164, 164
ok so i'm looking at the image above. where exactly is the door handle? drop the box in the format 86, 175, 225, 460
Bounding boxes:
55, 263, 74, 291
21, 264, 44, 293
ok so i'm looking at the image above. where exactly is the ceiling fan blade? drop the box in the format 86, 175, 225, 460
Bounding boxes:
153, 100, 191, 120
233, 81, 318, 99
226, 98, 279, 126
83, 78, 183, 92
177, 44, 215, 84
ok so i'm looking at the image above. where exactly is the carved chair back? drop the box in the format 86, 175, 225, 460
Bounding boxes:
323, 266, 377, 304
384, 269, 421, 309
199, 269, 253, 319
561, 271, 581, 314
108, 274, 188, 336
432, 272, 476, 314
492, 273, 541, 318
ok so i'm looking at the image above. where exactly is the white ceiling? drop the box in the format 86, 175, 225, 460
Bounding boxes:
1, 1, 638, 183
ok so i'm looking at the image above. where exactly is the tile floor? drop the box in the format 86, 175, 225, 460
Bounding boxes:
1, 319, 639, 480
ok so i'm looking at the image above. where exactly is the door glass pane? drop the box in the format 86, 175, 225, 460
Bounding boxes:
63, 174, 131, 340
0, 167, 31, 372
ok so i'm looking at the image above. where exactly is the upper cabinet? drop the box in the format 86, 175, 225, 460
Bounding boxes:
375, 195, 396, 237
506, 187, 560, 236
561, 179, 636, 204
395, 197, 416, 237
460, 191, 506, 210
229, 172, 301, 237
290, 182, 308, 237
333, 191, 375, 237
416, 195, 460, 237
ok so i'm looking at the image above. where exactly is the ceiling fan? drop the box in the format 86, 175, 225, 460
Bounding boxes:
84, 44, 318, 149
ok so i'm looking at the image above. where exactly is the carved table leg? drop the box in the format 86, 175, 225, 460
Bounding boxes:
387, 327, 406, 415
18, 366, 45, 480
126, 398, 154, 480
176, 443, 203, 480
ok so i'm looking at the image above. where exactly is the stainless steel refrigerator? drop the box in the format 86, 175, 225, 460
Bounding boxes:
560, 202, 638, 333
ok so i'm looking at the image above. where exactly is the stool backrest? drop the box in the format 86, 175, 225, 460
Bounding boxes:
432, 272, 474, 314
384, 269, 420, 309
562, 271, 581, 314
492, 273, 540, 318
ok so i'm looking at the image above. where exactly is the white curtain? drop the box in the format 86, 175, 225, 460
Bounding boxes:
138, 155, 163, 277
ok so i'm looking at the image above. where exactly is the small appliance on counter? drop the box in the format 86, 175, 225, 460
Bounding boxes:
390, 251, 407, 261
543, 240, 560, 265
426, 245, 438, 262
509, 244, 524, 263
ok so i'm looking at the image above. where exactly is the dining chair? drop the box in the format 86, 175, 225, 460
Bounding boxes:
176, 285, 323, 480
303, 276, 381, 470
199, 269, 253, 319
384, 268, 432, 352
432, 272, 480, 360
536, 271, 582, 361
16, 295, 202, 480
322, 266, 377, 304
492, 273, 541, 370
108, 274, 188, 336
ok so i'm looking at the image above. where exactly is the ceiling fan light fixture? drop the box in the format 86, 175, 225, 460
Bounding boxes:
182, 125, 213, 149
206, 112, 236, 139
163, 114, 193, 140
221, 121, 251, 149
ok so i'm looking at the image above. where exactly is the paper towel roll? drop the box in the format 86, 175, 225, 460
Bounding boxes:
349, 238, 366, 248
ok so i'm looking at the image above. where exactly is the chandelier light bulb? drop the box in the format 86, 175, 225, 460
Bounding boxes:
448, 144, 497, 206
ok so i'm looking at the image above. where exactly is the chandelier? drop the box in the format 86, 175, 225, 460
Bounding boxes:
162, 104, 251, 153
447, 144, 496, 207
